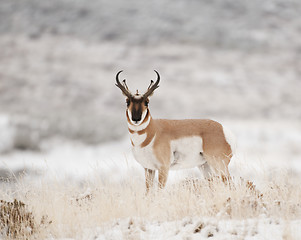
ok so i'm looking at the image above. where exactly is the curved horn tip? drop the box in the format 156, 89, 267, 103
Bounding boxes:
116, 70, 123, 76
153, 70, 160, 80
116, 70, 124, 82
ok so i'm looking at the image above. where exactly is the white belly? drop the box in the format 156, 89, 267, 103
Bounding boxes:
169, 136, 206, 170
131, 134, 206, 171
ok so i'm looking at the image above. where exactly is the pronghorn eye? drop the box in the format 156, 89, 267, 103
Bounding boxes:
126, 99, 130, 107
145, 100, 149, 107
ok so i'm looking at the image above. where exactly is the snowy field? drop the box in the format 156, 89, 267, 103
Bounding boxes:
1, 0, 301, 239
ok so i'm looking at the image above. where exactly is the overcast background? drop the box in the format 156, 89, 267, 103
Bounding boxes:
0, 0, 300, 181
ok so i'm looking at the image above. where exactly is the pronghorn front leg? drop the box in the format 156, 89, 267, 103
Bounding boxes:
158, 166, 169, 189
145, 168, 155, 193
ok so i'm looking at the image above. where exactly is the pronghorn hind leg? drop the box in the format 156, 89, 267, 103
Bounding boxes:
215, 159, 230, 180
204, 155, 230, 177
201, 155, 232, 187
210, 158, 232, 185
158, 167, 169, 189
198, 162, 212, 179
145, 168, 155, 193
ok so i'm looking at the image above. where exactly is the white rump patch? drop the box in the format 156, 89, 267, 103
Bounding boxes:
170, 136, 206, 170
222, 126, 237, 155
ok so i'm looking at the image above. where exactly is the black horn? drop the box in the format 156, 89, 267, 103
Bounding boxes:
115, 70, 132, 98
143, 70, 160, 98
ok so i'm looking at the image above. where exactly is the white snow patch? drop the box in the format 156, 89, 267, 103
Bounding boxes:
80, 217, 301, 240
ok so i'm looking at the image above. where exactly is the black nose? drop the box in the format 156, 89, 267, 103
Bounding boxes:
132, 117, 141, 122
132, 108, 142, 123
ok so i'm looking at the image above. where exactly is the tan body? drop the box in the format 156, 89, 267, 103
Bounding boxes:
115, 70, 234, 191
127, 109, 233, 190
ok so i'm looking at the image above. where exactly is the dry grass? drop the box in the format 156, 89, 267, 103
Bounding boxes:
0, 174, 300, 239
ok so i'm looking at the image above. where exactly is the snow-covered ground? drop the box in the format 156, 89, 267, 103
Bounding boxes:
81, 217, 301, 240
1, 0, 301, 238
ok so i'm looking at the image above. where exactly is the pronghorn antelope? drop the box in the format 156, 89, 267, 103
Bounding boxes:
115, 70, 234, 191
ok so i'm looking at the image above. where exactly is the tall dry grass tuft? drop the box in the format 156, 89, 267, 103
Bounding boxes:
0, 173, 300, 239
0, 199, 35, 239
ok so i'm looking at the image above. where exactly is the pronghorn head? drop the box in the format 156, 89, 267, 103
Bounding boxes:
115, 70, 160, 125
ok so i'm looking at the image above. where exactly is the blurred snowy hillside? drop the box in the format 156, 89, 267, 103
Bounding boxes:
0, 0, 300, 178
